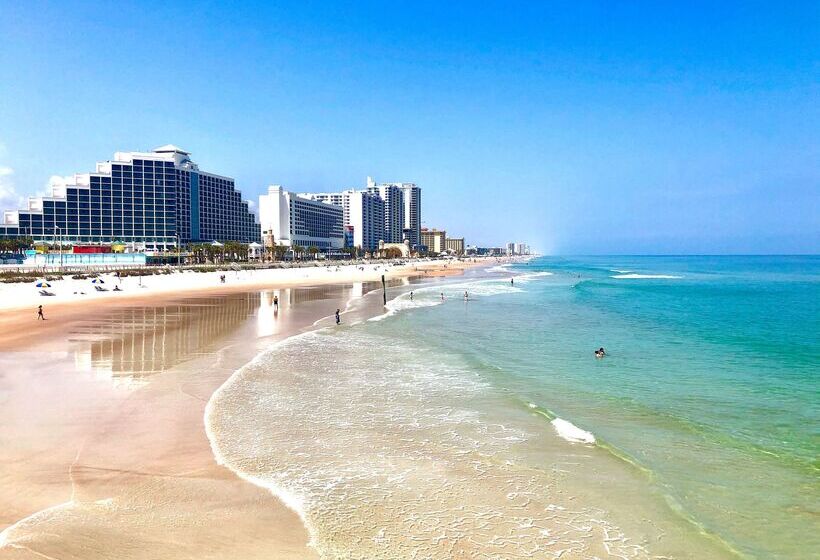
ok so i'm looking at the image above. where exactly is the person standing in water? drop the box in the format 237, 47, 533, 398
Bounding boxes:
464, 291, 469, 301
273, 294, 279, 312
511, 277, 514, 285
410, 291, 414, 301
440, 292, 445, 301
335, 309, 341, 324
37, 305, 45, 320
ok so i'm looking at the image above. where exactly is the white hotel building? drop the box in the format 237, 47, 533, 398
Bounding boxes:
263, 176, 420, 254
305, 189, 384, 251
258, 185, 344, 250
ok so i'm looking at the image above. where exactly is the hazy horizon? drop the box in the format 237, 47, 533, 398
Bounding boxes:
0, 1, 817, 254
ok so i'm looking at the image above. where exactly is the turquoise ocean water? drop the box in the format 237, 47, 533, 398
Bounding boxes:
391, 256, 819, 559
209, 256, 818, 559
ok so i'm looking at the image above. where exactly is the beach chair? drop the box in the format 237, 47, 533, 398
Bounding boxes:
94, 285, 108, 292
39, 290, 55, 296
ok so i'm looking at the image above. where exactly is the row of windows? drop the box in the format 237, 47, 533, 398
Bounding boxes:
3, 161, 260, 244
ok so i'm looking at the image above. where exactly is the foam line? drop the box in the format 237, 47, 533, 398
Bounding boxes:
611, 274, 682, 279
550, 418, 596, 444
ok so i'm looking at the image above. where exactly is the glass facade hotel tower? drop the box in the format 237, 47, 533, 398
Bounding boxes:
0, 145, 260, 248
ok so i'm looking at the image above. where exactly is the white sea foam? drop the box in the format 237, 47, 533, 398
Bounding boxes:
371, 275, 534, 323
488, 265, 512, 273
609, 269, 633, 273
611, 273, 683, 280
204, 326, 650, 559
0, 501, 75, 548
513, 271, 553, 282
368, 292, 444, 322
551, 418, 596, 444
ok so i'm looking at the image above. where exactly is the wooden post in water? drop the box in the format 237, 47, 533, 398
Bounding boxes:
382, 274, 387, 305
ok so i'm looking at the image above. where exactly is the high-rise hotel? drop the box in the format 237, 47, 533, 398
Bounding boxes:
304, 177, 422, 251
0, 145, 260, 248
304, 189, 385, 251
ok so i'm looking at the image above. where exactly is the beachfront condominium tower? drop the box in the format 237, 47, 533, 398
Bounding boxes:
258, 186, 344, 250
0, 145, 260, 248
363, 178, 421, 248
366, 177, 405, 243
304, 190, 384, 251
400, 183, 421, 247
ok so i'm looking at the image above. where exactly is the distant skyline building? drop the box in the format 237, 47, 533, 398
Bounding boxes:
421, 228, 446, 254
0, 145, 259, 248
445, 237, 465, 255
258, 185, 344, 250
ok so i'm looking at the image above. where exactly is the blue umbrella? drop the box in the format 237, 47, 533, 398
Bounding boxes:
91, 278, 105, 284
36, 281, 51, 288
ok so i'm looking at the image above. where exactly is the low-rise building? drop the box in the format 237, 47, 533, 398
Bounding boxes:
421, 228, 447, 254
445, 237, 465, 255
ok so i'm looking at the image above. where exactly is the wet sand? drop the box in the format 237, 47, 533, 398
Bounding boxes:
0, 272, 435, 559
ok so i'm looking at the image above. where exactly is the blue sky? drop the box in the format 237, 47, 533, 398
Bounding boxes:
0, 1, 817, 253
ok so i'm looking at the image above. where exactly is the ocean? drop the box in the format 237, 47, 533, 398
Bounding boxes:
207, 256, 819, 559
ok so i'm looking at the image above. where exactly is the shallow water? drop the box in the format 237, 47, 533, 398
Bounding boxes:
206, 257, 820, 558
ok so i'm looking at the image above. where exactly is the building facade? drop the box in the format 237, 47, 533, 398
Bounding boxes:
305, 189, 385, 251
363, 177, 421, 247
421, 228, 447, 254
400, 183, 422, 247
0, 145, 259, 249
302, 177, 421, 250
445, 237, 465, 255
366, 177, 405, 243
258, 185, 344, 250
346, 190, 384, 251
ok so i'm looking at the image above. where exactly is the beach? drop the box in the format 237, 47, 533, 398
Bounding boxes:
0, 258, 490, 559
1, 255, 815, 559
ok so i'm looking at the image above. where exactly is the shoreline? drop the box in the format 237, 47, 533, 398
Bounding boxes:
0, 258, 496, 559
0, 258, 505, 351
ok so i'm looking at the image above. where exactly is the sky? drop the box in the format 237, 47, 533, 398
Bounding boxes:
0, 1, 817, 254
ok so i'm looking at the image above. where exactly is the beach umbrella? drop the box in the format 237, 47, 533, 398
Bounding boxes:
35, 281, 51, 288
91, 278, 105, 284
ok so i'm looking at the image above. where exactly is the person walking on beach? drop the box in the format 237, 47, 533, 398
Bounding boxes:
37, 305, 45, 320
335, 309, 341, 325
273, 294, 279, 312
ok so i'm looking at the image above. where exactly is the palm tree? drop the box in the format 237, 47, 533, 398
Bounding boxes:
291, 244, 304, 261
273, 245, 287, 262
308, 246, 320, 260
